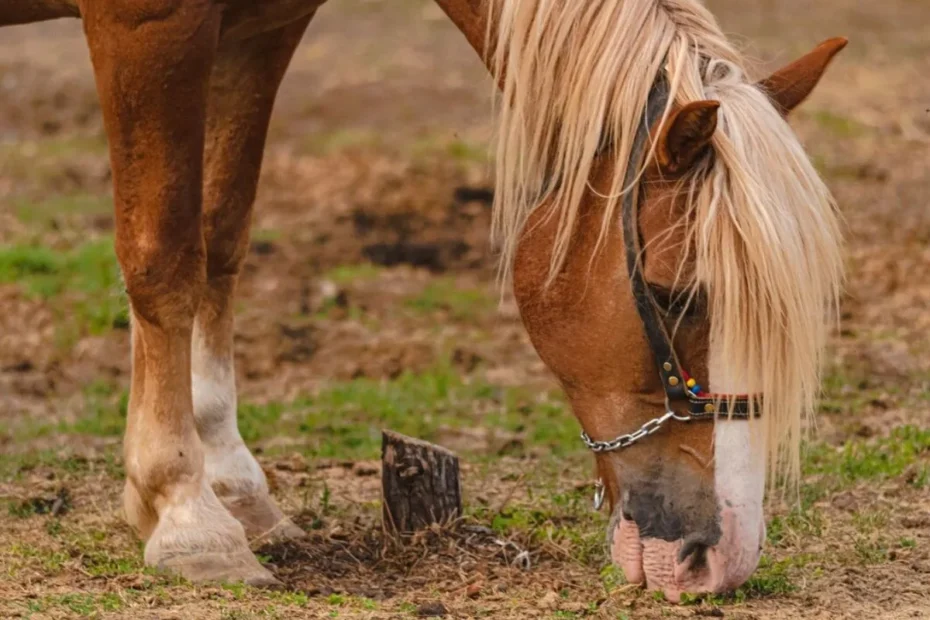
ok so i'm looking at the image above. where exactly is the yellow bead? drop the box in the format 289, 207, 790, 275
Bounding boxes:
686, 378, 696, 388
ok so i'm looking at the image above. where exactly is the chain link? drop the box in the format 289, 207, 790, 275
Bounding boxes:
580, 409, 695, 453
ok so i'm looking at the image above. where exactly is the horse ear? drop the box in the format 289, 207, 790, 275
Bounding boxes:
758, 37, 848, 115
656, 100, 719, 175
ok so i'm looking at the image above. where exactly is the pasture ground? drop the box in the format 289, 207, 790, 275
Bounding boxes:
1, 1, 929, 618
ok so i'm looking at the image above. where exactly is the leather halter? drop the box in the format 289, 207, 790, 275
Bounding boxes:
581, 74, 758, 456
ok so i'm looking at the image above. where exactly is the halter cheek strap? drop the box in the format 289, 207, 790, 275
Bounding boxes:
581, 74, 759, 456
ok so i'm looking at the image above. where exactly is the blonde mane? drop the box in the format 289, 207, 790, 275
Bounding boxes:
488, 0, 843, 484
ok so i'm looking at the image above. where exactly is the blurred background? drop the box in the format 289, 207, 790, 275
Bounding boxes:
1, 1, 928, 618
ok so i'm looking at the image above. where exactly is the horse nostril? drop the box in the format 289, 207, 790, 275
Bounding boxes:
678, 534, 713, 570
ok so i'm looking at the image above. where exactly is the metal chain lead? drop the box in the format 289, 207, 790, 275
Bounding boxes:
580, 408, 693, 453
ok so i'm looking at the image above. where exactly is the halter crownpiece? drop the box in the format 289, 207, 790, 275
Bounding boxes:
580, 73, 759, 456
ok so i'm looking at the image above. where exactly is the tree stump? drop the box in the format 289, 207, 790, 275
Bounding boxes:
381, 430, 462, 533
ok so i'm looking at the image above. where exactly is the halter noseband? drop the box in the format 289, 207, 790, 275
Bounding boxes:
580, 74, 758, 459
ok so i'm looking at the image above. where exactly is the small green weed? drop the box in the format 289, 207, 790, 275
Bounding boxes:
323, 263, 383, 285
853, 538, 887, 565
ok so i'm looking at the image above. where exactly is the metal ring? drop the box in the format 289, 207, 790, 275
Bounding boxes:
593, 479, 606, 511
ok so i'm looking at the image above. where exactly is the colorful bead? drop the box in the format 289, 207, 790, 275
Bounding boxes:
686, 378, 696, 388
690, 384, 702, 394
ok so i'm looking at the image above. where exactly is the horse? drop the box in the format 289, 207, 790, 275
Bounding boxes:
2, 0, 845, 601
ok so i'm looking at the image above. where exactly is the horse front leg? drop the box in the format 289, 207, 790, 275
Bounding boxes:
81, 0, 275, 584
194, 16, 314, 544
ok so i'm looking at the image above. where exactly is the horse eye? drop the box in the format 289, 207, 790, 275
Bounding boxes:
648, 284, 703, 319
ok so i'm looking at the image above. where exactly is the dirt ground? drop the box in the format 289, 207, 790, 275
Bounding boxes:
1, 1, 929, 618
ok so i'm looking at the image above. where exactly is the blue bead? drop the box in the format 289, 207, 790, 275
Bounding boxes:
691, 385, 702, 394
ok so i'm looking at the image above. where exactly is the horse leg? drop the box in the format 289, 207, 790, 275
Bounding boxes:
81, 0, 274, 584
194, 16, 313, 543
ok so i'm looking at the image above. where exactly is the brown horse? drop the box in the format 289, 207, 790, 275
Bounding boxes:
2, 0, 844, 601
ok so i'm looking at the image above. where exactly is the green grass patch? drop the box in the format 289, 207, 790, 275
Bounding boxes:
680, 553, 820, 606
853, 538, 887, 565
66, 381, 128, 437
403, 279, 495, 321
852, 510, 888, 535
22, 591, 130, 617
410, 135, 488, 164
296, 128, 382, 156
5, 380, 127, 442
808, 110, 868, 138
0, 238, 127, 343
0, 135, 107, 164
239, 401, 286, 444
818, 366, 892, 415
238, 365, 575, 460
766, 506, 825, 546
739, 555, 800, 597
0, 136, 109, 195
468, 486, 606, 565
14, 193, 112, 229
0, 448, 123, 482
804, 425, 930, 485
322, 263, 384, 285
599, 564, 627, 592
6, 542, 70, 577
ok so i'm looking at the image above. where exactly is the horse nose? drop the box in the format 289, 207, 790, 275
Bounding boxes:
610, 496, 764, 602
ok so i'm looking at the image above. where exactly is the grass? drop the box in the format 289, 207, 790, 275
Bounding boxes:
803, 425, 930, 486
0, 364, 576, 479
321, 263, 384, 285
3, 380, 127, 443
818, 366, 892, 415
403, 278, 496, 321
679, 553, 816, 607
411, 135, 489, 165
0, 448, 124, 482
766, 506, 825, 546
466, 484, 607, 565
0, 135, 108, 187
23, 592, 128, 617
0, 238, 127, 344
236, 364, 576, 460
296, 128, 382, 156
14, 192, 112, 229
808, 110, 869, 138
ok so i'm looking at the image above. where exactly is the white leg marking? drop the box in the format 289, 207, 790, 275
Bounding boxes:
191, 325, 266, 496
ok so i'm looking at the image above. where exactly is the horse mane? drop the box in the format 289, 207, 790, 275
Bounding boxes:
488, 0, 843, 485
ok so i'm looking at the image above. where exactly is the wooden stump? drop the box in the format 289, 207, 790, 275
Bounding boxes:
381, 430, 462, 533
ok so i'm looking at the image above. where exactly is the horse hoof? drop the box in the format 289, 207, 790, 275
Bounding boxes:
257, 518, 306, 545
156, 548, 281, 586
219, 492, 306, 544
143, 483, 282, 586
